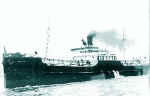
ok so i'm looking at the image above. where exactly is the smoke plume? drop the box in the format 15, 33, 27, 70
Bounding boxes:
87, 29, 133, 49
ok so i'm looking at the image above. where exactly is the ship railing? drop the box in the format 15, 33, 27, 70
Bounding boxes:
121, 60, 146, 66
42, 58, 97, 67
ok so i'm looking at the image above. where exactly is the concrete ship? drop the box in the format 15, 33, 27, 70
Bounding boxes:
2, 29, 149, 88
2, 46, 122, 88
3, 44, 149, 88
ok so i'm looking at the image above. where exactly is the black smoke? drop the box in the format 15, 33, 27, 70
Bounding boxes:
87, 30, 133, 49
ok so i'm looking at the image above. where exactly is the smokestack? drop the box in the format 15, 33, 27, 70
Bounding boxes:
87, 32, 96, 46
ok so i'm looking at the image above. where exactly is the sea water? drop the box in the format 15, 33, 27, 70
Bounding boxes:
0, 72, 150, 96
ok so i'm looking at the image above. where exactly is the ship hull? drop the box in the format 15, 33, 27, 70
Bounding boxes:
4, 72, 105, 88
119, 65, 149, 76
3, 57, 106, 88
2, 56, 148, 88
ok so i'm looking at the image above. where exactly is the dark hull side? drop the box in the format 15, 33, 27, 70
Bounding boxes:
2, 57, 102, 88
119, 65, 149, 76
2, 56, 148, 88
4, 72, 106, 88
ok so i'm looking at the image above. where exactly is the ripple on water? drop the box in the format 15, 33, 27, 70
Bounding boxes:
0, 75, 150, 96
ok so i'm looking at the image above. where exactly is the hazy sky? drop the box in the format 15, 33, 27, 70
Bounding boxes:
0, 0, 149, 59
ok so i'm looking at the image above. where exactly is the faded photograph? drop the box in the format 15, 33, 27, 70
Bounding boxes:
0, 0, 149, 96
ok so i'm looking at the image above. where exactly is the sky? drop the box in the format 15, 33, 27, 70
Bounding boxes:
0, 0, 149, 60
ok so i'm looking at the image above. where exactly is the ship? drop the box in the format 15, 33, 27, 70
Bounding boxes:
2, 29, 149, 88
2, 46, 123, 88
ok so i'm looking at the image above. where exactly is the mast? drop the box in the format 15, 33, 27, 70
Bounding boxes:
3, 46, 7, 57
122, 28, 126, 60
44, 24, 50, 60
3, 46, 7, 54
